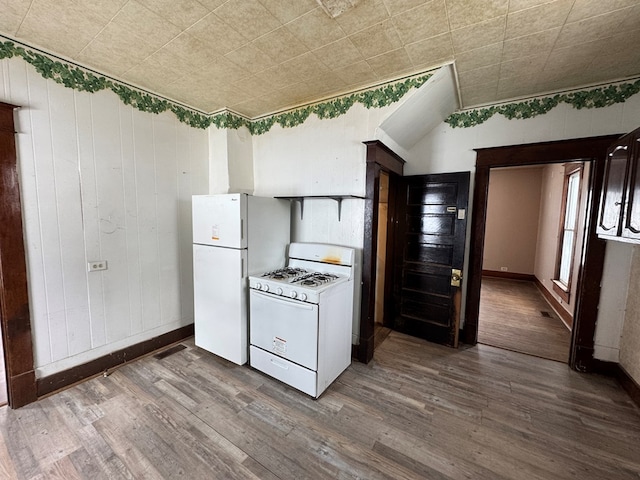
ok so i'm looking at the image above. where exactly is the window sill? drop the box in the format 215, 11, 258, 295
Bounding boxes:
552, 280, 570, 303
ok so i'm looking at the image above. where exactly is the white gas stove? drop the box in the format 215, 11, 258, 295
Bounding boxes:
248, 243, 355, 398
249, 267, 349, 304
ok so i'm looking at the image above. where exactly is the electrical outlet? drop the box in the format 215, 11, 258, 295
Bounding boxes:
500, 266, 508, 271
88, 261, 108, 272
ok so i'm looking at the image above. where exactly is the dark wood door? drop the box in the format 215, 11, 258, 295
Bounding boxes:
623, 133, 640, 239
597, 138, 631, 236
391, 172, 469, 347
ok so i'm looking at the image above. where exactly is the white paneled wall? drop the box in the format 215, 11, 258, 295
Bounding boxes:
253, 104, 398, 343
0, 57, 208, 377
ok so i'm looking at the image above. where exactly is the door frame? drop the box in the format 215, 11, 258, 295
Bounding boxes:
358, 140, 405, 363
0, 102, 37, 407
462, 134, 621, 371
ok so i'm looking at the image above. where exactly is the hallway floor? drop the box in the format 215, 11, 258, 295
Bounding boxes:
478, 276, 572, 362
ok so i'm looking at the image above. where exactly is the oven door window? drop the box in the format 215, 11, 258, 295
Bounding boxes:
250, 290, 319, 370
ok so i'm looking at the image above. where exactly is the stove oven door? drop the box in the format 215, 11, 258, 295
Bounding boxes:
250, 290, 318, 370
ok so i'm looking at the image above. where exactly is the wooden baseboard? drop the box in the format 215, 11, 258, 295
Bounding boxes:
592, 359, 640, 409
533, 277, 573, 327
482, 270, 536, 281
36, 324, 194, 398
615, 364, 640, 409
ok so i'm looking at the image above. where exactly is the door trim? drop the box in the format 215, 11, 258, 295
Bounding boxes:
358, 141, 405, 363
0, 102, 37, 407
463, 134, 621, 371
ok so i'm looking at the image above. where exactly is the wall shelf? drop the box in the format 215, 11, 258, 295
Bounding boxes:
276, 195, 364, 221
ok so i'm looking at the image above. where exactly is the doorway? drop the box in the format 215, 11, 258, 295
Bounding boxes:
463, 135, 620, 372
373, 172, 392, 349
477, 162, 588, 362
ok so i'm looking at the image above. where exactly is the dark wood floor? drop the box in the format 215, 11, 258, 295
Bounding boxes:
1, 333, 639, 479
478, 276, 572, 362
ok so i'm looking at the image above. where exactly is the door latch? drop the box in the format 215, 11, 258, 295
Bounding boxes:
451, 268, 462, 287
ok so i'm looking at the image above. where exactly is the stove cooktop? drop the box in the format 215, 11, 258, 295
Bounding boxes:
250, 265, 349, 303
260, 267, 308, 281
258, 268, 343, 288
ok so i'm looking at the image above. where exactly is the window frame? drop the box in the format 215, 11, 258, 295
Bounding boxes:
553, 162, 584, 303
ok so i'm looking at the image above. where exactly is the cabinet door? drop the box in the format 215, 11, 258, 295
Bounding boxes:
623, 134, 640, 240
597, 140, 630, 236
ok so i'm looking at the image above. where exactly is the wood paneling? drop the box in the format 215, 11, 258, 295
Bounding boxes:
2, 334, 640, 479
1, 58, 208, 383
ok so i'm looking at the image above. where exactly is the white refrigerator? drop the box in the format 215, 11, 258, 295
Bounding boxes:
192, 193, 290, 365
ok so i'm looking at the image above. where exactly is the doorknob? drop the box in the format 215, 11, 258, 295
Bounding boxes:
451, 269, 462, 287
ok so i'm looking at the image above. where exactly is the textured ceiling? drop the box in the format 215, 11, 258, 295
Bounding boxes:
2, 0, 640, 118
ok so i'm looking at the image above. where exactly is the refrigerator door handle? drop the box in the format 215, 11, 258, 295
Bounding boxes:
241, 219, 244, 240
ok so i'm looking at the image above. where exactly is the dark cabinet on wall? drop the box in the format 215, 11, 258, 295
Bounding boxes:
597, 127, 640, 241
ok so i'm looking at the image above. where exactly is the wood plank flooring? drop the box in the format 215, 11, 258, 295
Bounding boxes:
1, 334, 639, 479
478, 277, 571, 362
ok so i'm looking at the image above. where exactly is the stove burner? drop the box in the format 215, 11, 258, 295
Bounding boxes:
292, 272, 339, 287
262, 267, 308, 280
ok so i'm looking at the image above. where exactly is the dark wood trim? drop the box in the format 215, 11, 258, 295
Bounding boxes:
37, 324, 194, 398
615, 365, 640, 409
475, 136, 620, 167
482, 270, 536, 281
0, 102, 38, 408
552, 280, 571, 303
362, 140, 405, 175
462, 164, 489, 345
534, 277, 572, 327
570, 148, 609, 372
591, 360, 640, 409
464, 134, 620, 373
358, 141, 405, 364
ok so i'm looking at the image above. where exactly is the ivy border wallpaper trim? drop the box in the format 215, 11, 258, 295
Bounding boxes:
446, 79, 640, 128
2, 37, 640, 135
0, 37, 432, 135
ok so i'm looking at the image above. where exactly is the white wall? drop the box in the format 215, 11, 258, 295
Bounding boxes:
483, 167, 543, 274
595, 241, 633, 362
208, 125, 254, 194
252, 104, 398, 343
620, 244, 640, 381
405, 97, 640, 359
1, 57, 208, 377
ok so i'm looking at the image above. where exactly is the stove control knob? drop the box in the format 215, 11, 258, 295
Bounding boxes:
300, 293, 307, 301
255, 283, 262, 290
276, 287, 283, 295
289, 291, 297, 299
262, 284, 269, 292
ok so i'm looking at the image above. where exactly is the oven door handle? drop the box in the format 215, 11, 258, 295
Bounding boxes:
251, 290, 315, 310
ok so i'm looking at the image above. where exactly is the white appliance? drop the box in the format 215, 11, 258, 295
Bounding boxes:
192, 194, 290, 365
249, 243, 355, 398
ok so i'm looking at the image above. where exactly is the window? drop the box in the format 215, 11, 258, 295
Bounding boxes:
553, 163, 583, 302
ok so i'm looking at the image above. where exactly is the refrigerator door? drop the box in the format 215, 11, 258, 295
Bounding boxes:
193, 243, 248, 365
192, 194, 247, 249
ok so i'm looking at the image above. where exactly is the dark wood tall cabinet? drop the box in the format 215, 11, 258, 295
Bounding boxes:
597, 126, 640, 242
